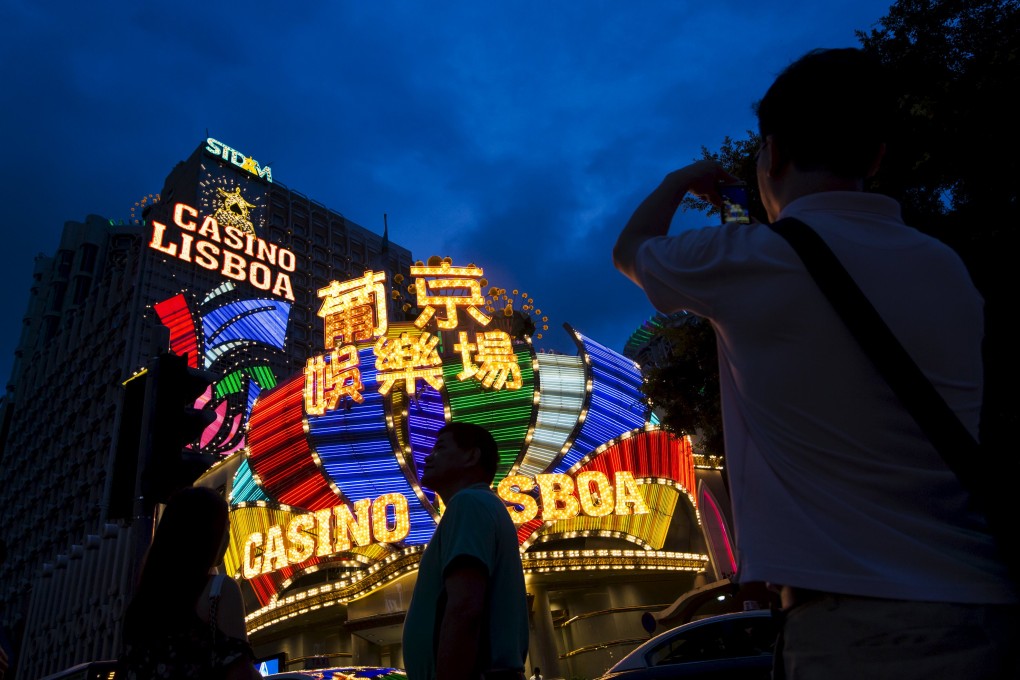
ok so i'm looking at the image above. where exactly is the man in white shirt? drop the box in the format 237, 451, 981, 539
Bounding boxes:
613, 47, 1018, 679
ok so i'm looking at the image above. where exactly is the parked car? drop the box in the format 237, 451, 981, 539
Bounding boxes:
263, 666, 406, 680
596, 609, 779, 679
40, 660, 119, 680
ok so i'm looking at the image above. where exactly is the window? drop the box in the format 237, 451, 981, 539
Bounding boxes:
79, 244, 98, 273
49, 282, 67, 311
72, 277, 91, 305
57, 250, 74, 277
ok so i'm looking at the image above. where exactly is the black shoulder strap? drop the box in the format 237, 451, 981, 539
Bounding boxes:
209, 574, 223, 641
768, 216, 1015, 583
767, 218, 982, 488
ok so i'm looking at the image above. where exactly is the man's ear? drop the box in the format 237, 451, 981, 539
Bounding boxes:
464, 446, 482, 469
765, 135, 789, 178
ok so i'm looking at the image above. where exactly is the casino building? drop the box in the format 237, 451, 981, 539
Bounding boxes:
0, 138, 412, 679
0, 137, 734, 680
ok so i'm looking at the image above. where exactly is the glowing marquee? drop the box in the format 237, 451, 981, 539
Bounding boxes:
149, 202, 296, 301
303, 261, 522, 413
241, 471, 647, 579
229, 253, 694, 607
205, 137, 273, 183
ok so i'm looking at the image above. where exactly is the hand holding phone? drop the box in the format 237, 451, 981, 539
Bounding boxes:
719, 182, 752, 224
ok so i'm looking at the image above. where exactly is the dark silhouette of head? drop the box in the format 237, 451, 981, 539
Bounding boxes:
437, 422, 499, 481
755, 47, 893, 179
123, 486, 229, 638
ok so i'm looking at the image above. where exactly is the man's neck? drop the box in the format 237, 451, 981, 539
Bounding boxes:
435, 476, 489, 503
771, 170, 864, 216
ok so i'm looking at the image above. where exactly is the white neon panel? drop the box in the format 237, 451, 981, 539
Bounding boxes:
516, 353, 585, 478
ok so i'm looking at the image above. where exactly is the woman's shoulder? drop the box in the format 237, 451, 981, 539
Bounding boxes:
206, 574, 250, 641
194, 575, 218, 620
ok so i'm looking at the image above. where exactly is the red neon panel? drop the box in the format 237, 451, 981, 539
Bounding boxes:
154, 294, 200, 368
699, 483, 737, 577
516, 429, 695, 545
581, 430, 696, 494
247, 374, 339, 510
247, 556, 326, 607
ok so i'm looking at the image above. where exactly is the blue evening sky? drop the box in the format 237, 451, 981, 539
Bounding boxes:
0, 2, 896, 383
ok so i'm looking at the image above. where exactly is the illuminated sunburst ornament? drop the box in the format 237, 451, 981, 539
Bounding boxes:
214, 186, 257, 234
199, 165, 266, 234
130, 193, 160, 222
483, 285, 550, 340
392, 255, 552, 341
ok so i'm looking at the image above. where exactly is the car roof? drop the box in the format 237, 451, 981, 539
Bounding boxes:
264, 667, 407, 679
607, 609, 775, 672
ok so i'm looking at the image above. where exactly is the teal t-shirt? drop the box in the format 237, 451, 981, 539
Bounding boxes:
402, 484, 529, 680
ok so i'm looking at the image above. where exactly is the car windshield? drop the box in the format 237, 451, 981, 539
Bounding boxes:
646, 616, 777, 666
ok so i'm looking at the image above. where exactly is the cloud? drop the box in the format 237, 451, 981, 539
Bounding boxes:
0, 1, 895, 381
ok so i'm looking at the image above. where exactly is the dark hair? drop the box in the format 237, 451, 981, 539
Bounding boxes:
437, 422, 499, 481
755, 47, 893, 179
123, 486, 229, 640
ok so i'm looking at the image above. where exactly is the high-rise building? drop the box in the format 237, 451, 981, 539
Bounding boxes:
0, 138, 412, 678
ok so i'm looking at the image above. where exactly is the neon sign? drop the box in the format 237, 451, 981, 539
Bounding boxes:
499, 471, 648, 523
205, 138, 273, 183
149, 201, 296, 301
303, 262, 524, 410
241, 471, 648, 579
227, 254, 692, 607
242, 493, 412, 578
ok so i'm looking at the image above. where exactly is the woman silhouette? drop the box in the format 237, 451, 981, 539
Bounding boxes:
119, 486, 260, 679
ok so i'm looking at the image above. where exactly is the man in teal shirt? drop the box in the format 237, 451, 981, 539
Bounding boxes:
402, 422, 529, 680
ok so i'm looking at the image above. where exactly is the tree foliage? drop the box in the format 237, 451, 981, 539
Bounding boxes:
641, 0, 1018, 455
680, 134, 766, 223
641, 314, 723, 455
860, 0, 1020, 446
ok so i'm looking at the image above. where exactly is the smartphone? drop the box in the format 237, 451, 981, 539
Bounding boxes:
719, 182, 752, 224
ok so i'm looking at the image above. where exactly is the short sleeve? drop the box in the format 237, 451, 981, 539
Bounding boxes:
438, 491, 500, 578
634, 222, 766, 318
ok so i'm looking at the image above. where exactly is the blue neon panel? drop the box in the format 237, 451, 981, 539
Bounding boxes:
306, 346, 437, 545
407, 384, 443, 505
554, 332, 649, 473
230, 458, 272, 504
246, 378, 261, 419
202, 299, 291, 351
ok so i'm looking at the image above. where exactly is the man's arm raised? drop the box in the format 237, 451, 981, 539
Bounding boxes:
613, 160, 737, 284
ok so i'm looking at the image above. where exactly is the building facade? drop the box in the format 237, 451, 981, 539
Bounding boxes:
0, 138, 412, 679
0, 136, 729, 680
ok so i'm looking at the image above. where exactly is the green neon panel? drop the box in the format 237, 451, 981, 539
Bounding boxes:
215, 366, 278, 399
442, 345, 535, 485
247, 365, 277, 390
216, 370, 245, 398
